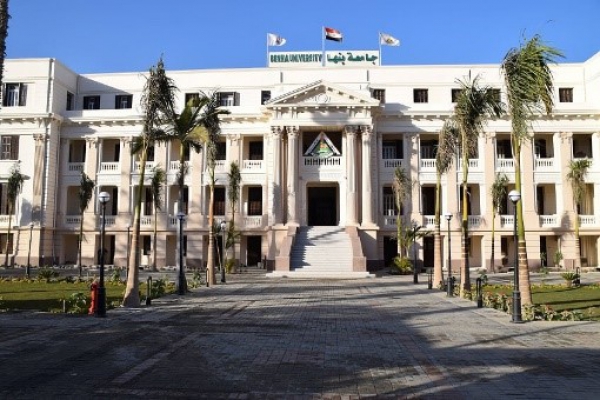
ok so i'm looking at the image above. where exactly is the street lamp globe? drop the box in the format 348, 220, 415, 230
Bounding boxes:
444, 212, 452, 222
98, 191, 110, 204
508, 190, 521, 204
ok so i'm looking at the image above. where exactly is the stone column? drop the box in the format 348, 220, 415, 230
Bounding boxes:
345, 126, 358, 226
271, 126, 283, 225
361, 125, 374, 226
286, 126, 299, 225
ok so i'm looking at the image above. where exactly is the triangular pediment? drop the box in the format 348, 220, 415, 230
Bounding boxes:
265, 80, 380, 108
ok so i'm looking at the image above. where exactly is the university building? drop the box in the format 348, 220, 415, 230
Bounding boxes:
1, 50, 599, 275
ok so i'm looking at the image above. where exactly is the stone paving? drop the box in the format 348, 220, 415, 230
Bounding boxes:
1, 269, 600, 399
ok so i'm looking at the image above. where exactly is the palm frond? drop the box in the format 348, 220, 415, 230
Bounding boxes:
78, 172, 95, 214
150, 165, 166, 211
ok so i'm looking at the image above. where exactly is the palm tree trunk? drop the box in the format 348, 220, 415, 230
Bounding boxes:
433, 174, 443, 287
152, 204, 157, 272
4, 202, 12, 267
574, 206, 581, 270
460, 154, 471, 296
123, 153, 146, 307
513, 140, 532, 305
206, 183, 216, 286
78, 213, 84, 277
490, 213, 496, 273
177, 146, 188, 290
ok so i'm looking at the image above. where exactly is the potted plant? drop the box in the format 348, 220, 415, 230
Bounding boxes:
553, 250, 563, 269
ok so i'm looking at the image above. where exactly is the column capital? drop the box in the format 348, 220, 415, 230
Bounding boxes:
560, 131, 573, 142
271, 126, 283, 139
286, 126, 299, 139
120, 136, 132, 146
85, 136, 99, 148
360, 125, 374, 141
345, 125, 358, 136
227, 133, 241, 143
33, 133, 49, 144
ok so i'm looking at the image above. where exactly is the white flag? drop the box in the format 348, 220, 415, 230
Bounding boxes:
267, 33, 286, 47
380, 32, 400, 46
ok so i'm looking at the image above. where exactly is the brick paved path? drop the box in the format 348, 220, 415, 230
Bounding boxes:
1, 270, 599, 399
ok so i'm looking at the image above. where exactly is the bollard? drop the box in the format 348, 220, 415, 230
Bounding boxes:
476, 277, 483, 308
427, 268, 433, 290
146, 276, 152, 306
447, 275, 454, 297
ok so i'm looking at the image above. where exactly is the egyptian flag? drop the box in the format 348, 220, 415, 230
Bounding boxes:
324, 27, 343, 42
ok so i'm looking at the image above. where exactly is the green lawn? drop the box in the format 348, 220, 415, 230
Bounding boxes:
481, 284, 600, 320
0, 280, 137, 312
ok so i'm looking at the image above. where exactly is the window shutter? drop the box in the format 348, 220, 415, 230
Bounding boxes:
234, 92, 240, 106
114, 96, 119, 109
19, 85, 27, 106
10, 136, 19, 160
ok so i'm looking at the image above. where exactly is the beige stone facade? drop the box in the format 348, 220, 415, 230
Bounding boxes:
1, 53, 599, 272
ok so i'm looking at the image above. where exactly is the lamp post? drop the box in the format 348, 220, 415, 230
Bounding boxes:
26, 222, 34, 279
412, 223, 419, 284
96, 191, 110, 318
445, 212, 453, 297
509, 190, 522, 323
220, 220, 227, 283
177, 212, 186, 295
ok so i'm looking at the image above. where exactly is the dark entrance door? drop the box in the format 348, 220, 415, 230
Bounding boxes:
423, 236, 434, 272
246, 236, 262, 267
307, 186, 337, 226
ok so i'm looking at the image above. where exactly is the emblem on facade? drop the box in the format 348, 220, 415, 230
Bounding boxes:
304, 132, 341, 158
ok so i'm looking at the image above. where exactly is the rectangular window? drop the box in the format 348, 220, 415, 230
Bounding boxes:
216, 92, 240, 106
248, 187, 262, 216
216, 142, 227, 160
451, 88, 461, 103
3, 83, 28, 107
0, 233, 13, 254
382, 140, 403, 159
68, 140, 86, 162
115, 94, 133, 109
185, 93, 200, 105
0, 136, 19, 160
491, 88, 501, 103
371, 89, 386, 103
382, 187, 399, 215
214, 187, 226, 216
248, 141, 263, 160
83, 95, 101, 110
0, 184, 8, 214
144, 187, 153, 216
261, 90, 271, 105
559, 88, 573, 103
147, 145, 155, 162
413, 89, 428, 103
66, 92, 75, 111
182, 187, 189, 214
142, 236, 151, 256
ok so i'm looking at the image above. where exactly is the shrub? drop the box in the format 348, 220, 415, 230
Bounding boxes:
110, 267, 123, 283
60, 292, 88, 314
37, 267, 59, 282
560, 272, 579, 287
390, 257, 413, 275
189, 271, 205, 288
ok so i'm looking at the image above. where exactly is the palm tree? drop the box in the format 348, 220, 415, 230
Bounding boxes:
149, 165, 165, 272
433, 121, 458, 287
202, 93, 230, 287
4, 163, 24, 266
0, 0, 9, 93
490, 173, 509, 273
392, 166, 413, 258
566, 159, 592, 270
453, 76, 503, 297
502, 35, 563, 305
77, 172, 95, 277
123, 58, 174, 308
226, 161, 241, 272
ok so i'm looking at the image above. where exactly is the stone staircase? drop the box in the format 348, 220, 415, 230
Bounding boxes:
270, 226, 372, 279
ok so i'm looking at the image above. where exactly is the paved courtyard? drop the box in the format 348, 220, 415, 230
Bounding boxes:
1, 269, 599, 399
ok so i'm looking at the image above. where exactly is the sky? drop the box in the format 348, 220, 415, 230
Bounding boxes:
6, 0, 600, 74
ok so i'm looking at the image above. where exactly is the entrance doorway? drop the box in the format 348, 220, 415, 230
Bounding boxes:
423, 236, 434, 271
246, 236, 262, 267
307, 185, 338, 226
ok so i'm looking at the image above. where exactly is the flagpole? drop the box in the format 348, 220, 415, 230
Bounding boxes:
378, 32, 383, 66
321, 26, 325, 67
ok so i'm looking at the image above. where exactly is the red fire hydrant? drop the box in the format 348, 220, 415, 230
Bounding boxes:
89, 282, 99, 315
